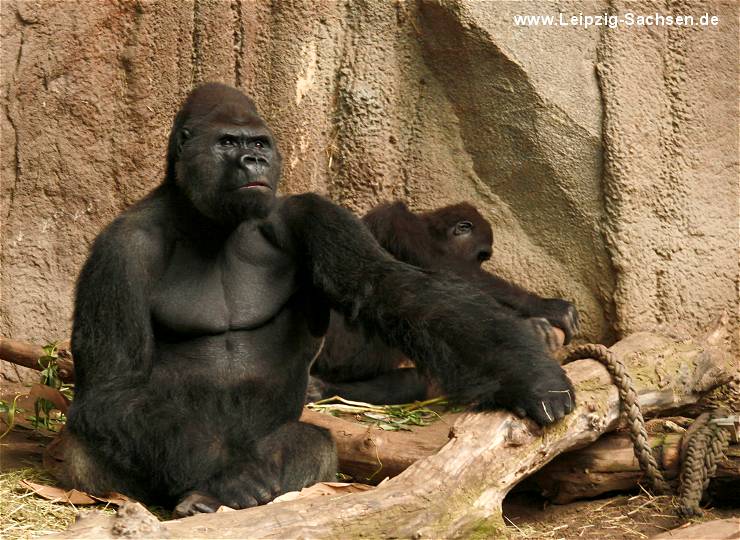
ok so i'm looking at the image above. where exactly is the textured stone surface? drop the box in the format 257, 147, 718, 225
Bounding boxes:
1, 0, 737, 382
598, 0, 739, 343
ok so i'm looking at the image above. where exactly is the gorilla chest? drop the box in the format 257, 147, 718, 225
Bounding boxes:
151, 223, 296, 336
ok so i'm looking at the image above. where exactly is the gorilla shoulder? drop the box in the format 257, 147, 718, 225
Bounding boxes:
89, 192, 172, 272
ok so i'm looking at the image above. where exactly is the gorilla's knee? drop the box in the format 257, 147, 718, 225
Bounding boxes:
44, 428, 126, 497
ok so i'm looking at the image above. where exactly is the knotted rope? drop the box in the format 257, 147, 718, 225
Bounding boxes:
676, 411, 732, 516
561, 343, 671, 494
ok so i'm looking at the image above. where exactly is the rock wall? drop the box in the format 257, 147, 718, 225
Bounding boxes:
1, 0, 737, 381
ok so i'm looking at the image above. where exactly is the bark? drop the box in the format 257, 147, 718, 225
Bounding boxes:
47, 315, 734, 539
531, 431, 740, 503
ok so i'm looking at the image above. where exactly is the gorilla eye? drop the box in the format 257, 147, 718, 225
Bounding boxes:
219, 136, 239, 147
453, 221, 473, 236
252, 139, 269, 149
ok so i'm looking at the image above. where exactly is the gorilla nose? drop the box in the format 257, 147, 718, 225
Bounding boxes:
477, 249, 492, 262
240, 154, 268, 170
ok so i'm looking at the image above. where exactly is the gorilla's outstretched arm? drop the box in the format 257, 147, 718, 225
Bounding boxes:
275, 194, 574, 425
467, 270, 579, 343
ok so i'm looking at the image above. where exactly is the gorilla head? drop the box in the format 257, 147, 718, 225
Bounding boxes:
166, 83, 282, 224
422, 203, 493, 266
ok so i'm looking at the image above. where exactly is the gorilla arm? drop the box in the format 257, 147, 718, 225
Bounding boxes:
467, 269, 580, 343
71, 221, 160, 392
65, 218, 164, 492
275, 194, 574, 425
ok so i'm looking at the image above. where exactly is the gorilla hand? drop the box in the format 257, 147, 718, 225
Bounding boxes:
536, 298, 579, 343
502, 360, 575, 425
473, 356, 575, 426
305, 375, 329, 403
527, 317, 566, 351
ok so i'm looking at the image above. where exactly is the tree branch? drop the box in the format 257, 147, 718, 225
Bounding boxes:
0, 338, 75, 382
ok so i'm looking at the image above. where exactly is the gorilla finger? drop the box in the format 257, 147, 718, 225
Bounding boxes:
563, 389, 575, 413
569, 309, 580, 334
548, 398, 566, 421
561, 323, 574, 344
194, 502, 218, 513
269, 479, 281, 497
528, 401, 555, 425
172, 506, 194, 518
255, 484, 276, 504
239, 474, 274, 504
173, 491, 222, 517
231, 494, 259, 509
513, 406, 527, 419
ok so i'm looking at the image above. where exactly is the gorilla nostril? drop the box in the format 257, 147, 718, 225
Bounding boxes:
240, 154, 267, 168
477, 250, 492, 262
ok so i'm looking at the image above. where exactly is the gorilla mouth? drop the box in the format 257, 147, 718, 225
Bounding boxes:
240, 181, 271, 190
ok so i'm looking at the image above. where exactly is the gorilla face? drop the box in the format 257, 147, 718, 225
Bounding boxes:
425, 203, 493, 267
169, 83, 282, 225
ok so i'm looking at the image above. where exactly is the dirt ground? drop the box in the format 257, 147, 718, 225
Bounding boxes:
1, 382, 738, 539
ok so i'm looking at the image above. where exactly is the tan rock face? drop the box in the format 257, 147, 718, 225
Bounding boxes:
1, 1, 737, 382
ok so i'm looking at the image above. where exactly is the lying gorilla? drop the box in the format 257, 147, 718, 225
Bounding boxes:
310, 201, 579, 404
56, 83, 574, 516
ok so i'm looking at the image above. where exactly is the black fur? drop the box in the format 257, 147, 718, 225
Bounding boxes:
60, 83, 574, 516
310, 201, 579, 404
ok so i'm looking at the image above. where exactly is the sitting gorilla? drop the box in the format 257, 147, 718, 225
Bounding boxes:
56, 83, 574, 516
310, 201, 579, 404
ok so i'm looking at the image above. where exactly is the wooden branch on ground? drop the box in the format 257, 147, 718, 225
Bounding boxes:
531, 430, 740, 503
299, 408, 459, 482
48, 314, 734, 539
0, 338, 75, 382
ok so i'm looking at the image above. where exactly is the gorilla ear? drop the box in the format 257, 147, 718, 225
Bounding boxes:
176, 128, 192, 157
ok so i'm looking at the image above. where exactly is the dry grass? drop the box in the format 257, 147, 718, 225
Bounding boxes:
504, 487, 738, 540
0, 467, 114, 540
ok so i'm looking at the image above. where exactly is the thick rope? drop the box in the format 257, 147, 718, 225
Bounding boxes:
561, 343, 671, 495
676, 411, 731, 517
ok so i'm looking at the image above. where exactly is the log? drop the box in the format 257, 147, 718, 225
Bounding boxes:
531, 430, 740, 503
47, 315, 735, 539
299, 408, 459, 482
0, 337, 75, 382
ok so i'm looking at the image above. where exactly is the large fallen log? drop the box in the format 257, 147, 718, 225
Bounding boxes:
299, 408, 460, 482
48, 315, 734, 539
531, 430, 740, 503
